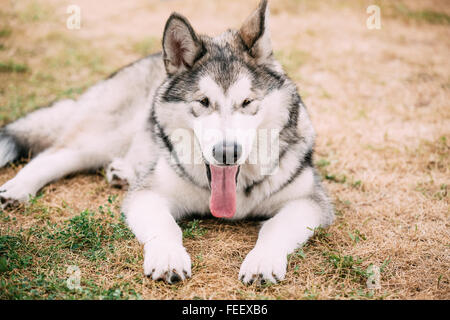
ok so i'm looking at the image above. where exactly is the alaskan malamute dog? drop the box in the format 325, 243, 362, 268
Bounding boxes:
0, 1, 333, 284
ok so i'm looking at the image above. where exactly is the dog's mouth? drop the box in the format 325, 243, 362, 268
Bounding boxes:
206, 164, 240, 218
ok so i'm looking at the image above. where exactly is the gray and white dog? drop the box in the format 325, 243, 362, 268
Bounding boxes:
0, 1, 334, 284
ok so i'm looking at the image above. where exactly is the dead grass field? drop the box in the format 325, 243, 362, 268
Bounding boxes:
0, 0, 449, 300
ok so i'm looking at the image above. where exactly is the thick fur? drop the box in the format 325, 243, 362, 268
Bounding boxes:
0, 1, 334, 284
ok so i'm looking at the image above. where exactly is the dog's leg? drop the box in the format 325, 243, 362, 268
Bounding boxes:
123, 189, 191, 283
239, 198, 323, 284
0, 148, 100, 208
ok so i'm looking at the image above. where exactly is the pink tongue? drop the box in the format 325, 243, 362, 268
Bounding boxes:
209, 165, 238, 218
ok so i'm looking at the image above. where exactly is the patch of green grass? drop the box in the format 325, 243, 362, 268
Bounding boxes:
1, 272, 142, 300
0, 210, 16, 223
133, 37, 161, 56
294, 248, 306, 259
0, 27, 12, 37
324, 252, 390, 289
434, 184, 447, 200
324, 173, 347, 184
0, 61, 29, 73
47, 203, 134, 261
351, 179, 362, 189
288, 248, 306, 263
379, 257, 391, 274
68, 279, 142, 300
309, 226, 331, 244
315, 158, 330, 168
415, 180, 448, 200
275, 49, 310, 80
22, 192, 60, 220
393, 4, 450, 25
37, 32, 109, 77
181, 219, 207, 239
44, 44, 105, 74
303, 287, 319, 300
315, 159, 352, 186
0, 197, 141, 299
324, 251, 368, 282
1, 273, 68, 299
19, 1, 51, 23
344, 289, 375, 299
348, 229, 366, 244
0, 30, 113, 125
0, 90, 39, 124
0, 235, 33, 273
271, 0, 322, 16
57, 86, 86, 99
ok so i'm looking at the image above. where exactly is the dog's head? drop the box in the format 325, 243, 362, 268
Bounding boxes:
154, 0, 295, 218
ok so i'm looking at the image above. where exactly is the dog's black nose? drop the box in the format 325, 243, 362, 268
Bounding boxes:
212, 141, 242, 165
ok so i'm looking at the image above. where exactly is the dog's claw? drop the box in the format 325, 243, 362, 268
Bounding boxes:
239, 247, 287, 285
143, 241, 191, 284
0, 195, 21, 210
106, 159, 133, 189
147, 269, 186, 284
0, 179, 34, 209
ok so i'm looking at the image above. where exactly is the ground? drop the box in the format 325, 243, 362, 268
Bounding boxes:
0, 0, 448, 300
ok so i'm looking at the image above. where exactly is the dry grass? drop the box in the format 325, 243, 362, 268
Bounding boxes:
0, 0, 449, 300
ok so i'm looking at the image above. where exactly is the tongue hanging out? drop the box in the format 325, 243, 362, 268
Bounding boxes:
209, 165, 238, 218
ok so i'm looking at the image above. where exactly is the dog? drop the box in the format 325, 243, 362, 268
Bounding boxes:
0, 0, 334, 284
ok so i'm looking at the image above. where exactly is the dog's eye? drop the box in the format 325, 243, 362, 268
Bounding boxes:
199, 97, 210, 107
242, 99, 252, 108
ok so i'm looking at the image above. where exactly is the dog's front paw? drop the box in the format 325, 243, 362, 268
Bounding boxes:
239, 247, 287, 285
0, 180, 32, 209
143, 240, 191, 284
106, 158, 134, 189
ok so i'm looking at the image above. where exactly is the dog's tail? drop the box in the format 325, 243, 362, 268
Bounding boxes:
0, 99, 75, 167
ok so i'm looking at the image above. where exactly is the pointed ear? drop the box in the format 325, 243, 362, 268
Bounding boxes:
239, 0, 272, 63
162, 13, 204, 75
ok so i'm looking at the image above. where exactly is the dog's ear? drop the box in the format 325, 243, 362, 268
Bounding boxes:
239, 0, 272, 63
162, 13, 204, 75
